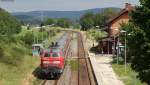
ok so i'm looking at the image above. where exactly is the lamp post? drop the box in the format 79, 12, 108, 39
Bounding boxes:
121, 30, 127, 72
114, 29, 119, 64
113, 36, 116, 56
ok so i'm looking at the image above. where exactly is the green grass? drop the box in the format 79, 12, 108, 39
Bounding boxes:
69, 59, 78, 71
0, 42, 39, 85
112, 64, 147, 85
32, 79, 42, 85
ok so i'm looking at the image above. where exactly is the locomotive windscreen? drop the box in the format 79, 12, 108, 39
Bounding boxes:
52, 53, 59, 57
44, 52, 50, 57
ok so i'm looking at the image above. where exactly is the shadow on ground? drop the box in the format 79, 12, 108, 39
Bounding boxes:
32, 67, 60, 80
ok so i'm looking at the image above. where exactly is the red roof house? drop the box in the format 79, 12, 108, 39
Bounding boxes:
99, 3, 135, 54
107, 3, 135, 37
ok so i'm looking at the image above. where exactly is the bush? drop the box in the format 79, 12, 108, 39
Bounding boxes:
21, 32, 34, 45
56, 18, 71, 28
87, 29, 107, 42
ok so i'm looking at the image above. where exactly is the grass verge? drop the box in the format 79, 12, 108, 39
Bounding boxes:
112, 64, 147, 85
0, 42, 39, 85
69, 59, 78, 71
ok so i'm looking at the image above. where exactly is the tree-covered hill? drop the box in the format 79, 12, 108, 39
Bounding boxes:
12, 7, 121, 24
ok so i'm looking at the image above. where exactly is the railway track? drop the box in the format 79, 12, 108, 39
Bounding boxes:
41, 31, 72, 85
40, 31, 96, 85
77, 32, 96, 85
41, 79, 58, 85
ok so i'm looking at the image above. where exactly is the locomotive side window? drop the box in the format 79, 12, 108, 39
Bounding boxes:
52, 53, 59, 57
44, 53, 50, 57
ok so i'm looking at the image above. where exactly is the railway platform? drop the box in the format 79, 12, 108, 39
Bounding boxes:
88, 53, 124, 85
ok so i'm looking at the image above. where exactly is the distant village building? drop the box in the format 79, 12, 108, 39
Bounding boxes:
99, 3, 135, 54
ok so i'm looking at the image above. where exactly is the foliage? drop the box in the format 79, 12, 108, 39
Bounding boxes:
94, 8, 118, 28
119, 0, 150, 84
120, 22, 150, 84
0, 26, 63, 85
20, 29, 50, 46
119, 23, 137, 62
112, 64, 147, 85
131, 2, 150, 84
43, 18, 55, 25
0, 8, 21, 36
56, 18, 71, 28
37, 31, 48, 43
87, 29, 107, 42
21, 31, 34, 45
72, 23, 80, 29
94, 13, 106, 28
0, 41, 39, 85
0, 9, 64, 85
79, 9, 118, 30
102, 8, 118, 19
79, 12, 94, 31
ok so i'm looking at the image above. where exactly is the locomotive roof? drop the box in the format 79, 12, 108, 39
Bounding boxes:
51, 47, 61, 52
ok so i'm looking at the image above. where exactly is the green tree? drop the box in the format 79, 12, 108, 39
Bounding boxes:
44, 18, 55, 25
87, 29, 107, 42
56, 18, 71, 28
120, 23, 137, 62
79, 12, 94, 31
102, 8, 118, 19
94, 8, 118, 28
0, 8, 21, 36
94, 13, 106, 28
124, 0, 150, 84
21, 31, 34, 45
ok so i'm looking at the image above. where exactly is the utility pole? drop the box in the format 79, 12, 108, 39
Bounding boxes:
41, 11, 44, 41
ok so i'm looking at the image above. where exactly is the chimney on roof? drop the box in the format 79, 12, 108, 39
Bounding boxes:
125, 3, 131, 8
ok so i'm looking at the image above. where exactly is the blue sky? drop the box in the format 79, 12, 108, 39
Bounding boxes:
0, 0, 139, 12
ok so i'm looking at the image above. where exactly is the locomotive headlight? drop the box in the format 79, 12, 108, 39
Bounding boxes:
52, 61, 60, 64
43, 61, 50, 64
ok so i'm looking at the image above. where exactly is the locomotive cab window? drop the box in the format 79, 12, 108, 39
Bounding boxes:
52, 53, 59, 57
44, 53, 50, 57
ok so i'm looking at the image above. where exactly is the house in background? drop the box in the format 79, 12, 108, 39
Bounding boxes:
107, 3, 135, 37
99, 3, 135, 54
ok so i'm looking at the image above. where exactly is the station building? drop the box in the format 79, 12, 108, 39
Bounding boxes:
99, 3, 135, 54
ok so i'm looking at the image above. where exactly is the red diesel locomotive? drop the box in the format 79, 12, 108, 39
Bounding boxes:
40, 46, 65, 78
40, 33, 68, 78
